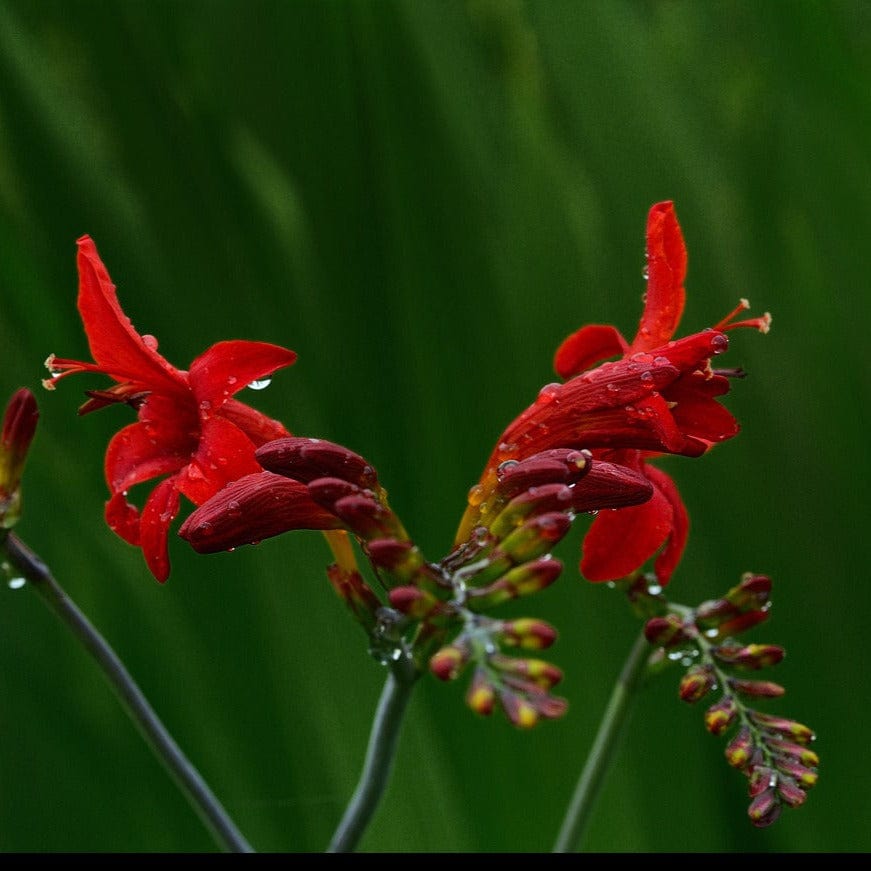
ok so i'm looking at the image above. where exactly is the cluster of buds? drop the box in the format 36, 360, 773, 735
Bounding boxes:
643, 573, 818, 827
385, 447, 655, 727
183, 437, 657, 727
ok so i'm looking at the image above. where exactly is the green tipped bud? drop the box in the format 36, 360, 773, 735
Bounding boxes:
644, 613, 693, 648
679, 664, 717, 703
704, 695, 738, 735
499, 617, 558, 650
466, 668, 496, 716
488, 483, 574, 540
365, 538, 429, 585
430, 642, 471, 682
467, 557, 563, 609
748, 788, 782, 827
498, 511, 572, 564
729, 678, 786, 698
725, 725, 754, 769
388, 585, 443, 619
748, 712, 815, 744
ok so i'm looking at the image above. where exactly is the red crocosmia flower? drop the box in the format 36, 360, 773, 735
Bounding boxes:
44, 235, 298, 582
458, 201, 770, 586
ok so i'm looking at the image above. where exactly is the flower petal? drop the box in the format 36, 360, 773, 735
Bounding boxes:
178, 471, 343, 553
75, 236, 187, 393
630, 201, 687, 352
139, 476, 181, 583
174, 416, 263, 506
645, 464, 689, 585
554, 324, 628, 380
104, 420, 191, 495
188, 340, 297, 409
580, 475, 673, 582
219, 398, 291, 446
105, 491, 142, 546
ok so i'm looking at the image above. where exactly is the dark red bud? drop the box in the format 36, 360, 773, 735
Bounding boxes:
256, 436, 379, 489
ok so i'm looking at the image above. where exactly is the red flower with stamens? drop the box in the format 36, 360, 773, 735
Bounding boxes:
459, 201, 770, 585
45, 235, 298, 582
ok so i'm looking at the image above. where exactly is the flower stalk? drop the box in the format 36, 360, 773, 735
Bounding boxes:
328, 654, 420, 853
1, 530, 254, 854
552, 629, 652, 853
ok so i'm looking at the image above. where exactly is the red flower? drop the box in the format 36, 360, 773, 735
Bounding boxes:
45, 235, 298, 582
459, 201, 770, 585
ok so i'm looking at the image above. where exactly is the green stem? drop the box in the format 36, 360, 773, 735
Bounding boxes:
327, 655, 419, 853
552, 629, 652, 853
2, 531, 255, 854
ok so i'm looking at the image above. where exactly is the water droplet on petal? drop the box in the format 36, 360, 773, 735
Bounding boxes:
227, 376, 237, 385
247, 378, 271, 391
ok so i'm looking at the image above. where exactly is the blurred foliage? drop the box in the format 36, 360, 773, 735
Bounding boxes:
0, 0, 868, 853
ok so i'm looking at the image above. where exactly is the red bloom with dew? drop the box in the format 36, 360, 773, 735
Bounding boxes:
458, 201, 770, 586
44, 235, 299, 582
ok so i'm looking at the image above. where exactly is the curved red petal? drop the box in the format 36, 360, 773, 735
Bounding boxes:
75, 236, 187, 393
104, 420, 191, 494
174, 416, 262, 506
178, 471, 343, 553
630, 201, 687, 352
645, 464, 689, 585
580, 478, 673, 582
188, 340, 297, 409
667, 373, 740, 444
554, 324, 628, 380
219, 398, 291, 446
139, 476, 181, 583
105, 491, 142, 546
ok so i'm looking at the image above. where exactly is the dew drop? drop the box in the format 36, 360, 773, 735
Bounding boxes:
227, 376, 238, 385
537, 382, 561, 403
606, 382, 619, 393
227, 499, 242, 518
247, 378, 272, 390
640, 370, 654, 386
8, 577, 26, 590
646, 583, 662, 596
199, 400, 212, 412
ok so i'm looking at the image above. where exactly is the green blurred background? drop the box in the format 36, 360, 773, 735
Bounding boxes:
1, 0, 868, 853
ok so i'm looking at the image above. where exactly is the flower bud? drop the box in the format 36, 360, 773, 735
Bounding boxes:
256, 436, 379, 490
365, 538, 427, 582
498, 618, 558, 650
495, 449, 592, 500
490, 654, 563, 690
748, 765, 776, 797
725, 725, 754, 769
430, 642, 471, 681
498, 511, 572, 563
773, 756, 818, 789
466, 668, 496, 716
704, 695, 738, 735
679, 664, 717, 703
644, 613, 693, 648
729, 678, 785, 698
726, 573, 772, 610
776, 777, 808, 808
712, 642, 784, 670
766, 737, 819, 767
748, 787, 782, 827
488, 483, 575, 540
499, 690, 539, 729
0, 388, 39, 529
748, 712, 815, 744
388, 585, 443, 619
325, 563, 382, 631
466, 557, 563, 609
